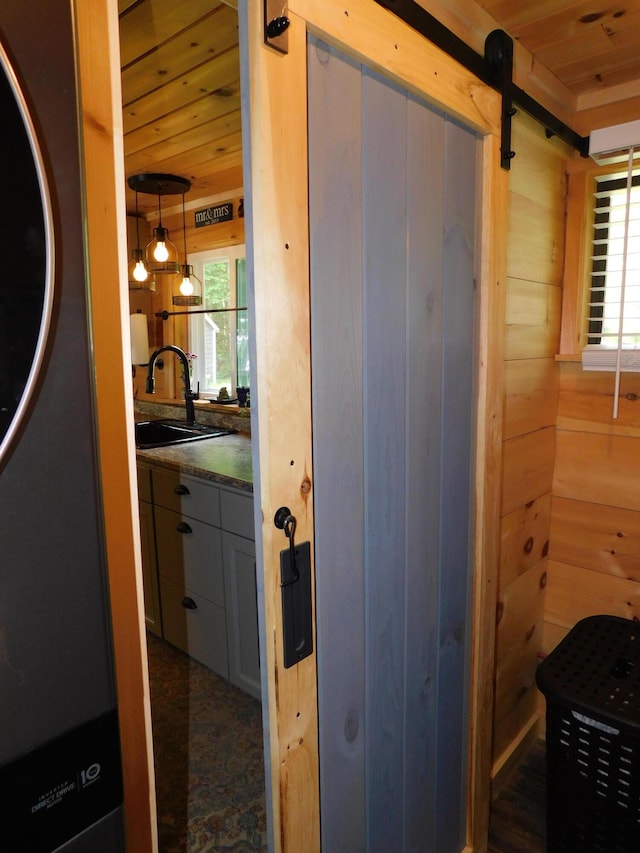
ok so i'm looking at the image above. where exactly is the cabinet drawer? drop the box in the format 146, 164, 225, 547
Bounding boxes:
160, 576, 228, 677
152, 467, 220, 525
155, 506, 224, 605
137, 463, 152, 504
220, 488, 255, 539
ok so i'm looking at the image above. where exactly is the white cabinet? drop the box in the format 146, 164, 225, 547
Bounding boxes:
137, 461, 260, 697
153, 467, 228, 678
223, 531, 260, 699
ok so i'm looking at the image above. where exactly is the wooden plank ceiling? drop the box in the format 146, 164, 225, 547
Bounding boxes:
478, 0, 640, 100
119, 0, 241, 217
119, 0, 640, 217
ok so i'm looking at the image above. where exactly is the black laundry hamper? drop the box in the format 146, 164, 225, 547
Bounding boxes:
536, 615, 640, 853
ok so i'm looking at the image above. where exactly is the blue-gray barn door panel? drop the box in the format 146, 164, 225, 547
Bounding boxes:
309, 37, 477, 853
308, 40, 366, 853
436, 120, 478, 853
362, 68, 409, 853
403, 97, 445, 853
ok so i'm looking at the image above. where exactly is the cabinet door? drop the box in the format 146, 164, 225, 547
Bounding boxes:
138, 499, 161, 637
155, 506, 224, 606
223, 532, 260, 699
160, 577, 228, 677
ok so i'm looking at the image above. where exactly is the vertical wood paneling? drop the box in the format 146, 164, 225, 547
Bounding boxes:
308, 39, 365, 853
436, 117, 477, 853
403, 98, 443, 853
362, 68, 408, 852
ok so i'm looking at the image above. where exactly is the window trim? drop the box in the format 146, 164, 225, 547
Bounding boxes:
188, 244, 246, 400
559, 156, 640, 360
583, 167, 640, 367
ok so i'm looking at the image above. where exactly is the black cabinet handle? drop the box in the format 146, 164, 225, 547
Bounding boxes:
174, 484, 190, 495
176, 521, 192, 534
181, 597, 197, 610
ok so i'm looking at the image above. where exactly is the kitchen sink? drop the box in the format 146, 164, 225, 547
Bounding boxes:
135, 419, 235, 449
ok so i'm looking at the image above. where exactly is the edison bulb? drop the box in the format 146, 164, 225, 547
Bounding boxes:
153, 241, 169, 263
133, 260, 148, 282
179, 276, 194, 296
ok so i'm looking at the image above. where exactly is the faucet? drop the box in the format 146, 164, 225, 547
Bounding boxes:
146, 345, 198, 424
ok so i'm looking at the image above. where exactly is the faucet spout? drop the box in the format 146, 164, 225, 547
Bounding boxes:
146, 345, 198, 424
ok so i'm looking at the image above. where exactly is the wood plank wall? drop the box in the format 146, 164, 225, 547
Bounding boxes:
493, 112, 570, 774
546, 365, 640, 651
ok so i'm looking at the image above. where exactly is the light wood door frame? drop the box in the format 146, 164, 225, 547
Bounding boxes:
242, 1, 507, 850
75, 1, 157, 849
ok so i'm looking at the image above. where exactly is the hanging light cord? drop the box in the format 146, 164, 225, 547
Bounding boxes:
135, 189, 142, 249
181, 192, 188, 267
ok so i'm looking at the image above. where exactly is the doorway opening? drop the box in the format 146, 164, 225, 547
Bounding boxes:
118, 1, 266, 847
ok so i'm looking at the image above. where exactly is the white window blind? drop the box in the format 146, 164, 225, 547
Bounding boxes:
582, 149, 640, 415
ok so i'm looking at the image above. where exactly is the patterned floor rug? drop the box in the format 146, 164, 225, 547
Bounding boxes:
147, 634, 268, 852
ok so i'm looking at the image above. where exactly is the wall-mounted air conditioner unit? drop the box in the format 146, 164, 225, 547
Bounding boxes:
589, 119, 640, 165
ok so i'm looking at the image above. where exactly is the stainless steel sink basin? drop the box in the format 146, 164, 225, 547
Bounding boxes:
135, 419, 235, 449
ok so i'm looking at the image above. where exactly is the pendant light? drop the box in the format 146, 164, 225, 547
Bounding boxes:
127, 188, 155, 291
145, 187, 180, 274
127, 173, 190, 276
172, 191, 202, 306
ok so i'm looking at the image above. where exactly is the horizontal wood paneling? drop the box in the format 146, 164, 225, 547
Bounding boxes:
504, 280, 562, 360
541, 619, 567, 659
500, 494, 551, 591
507, 114, 567, 211
553, 430, 640, 512
550, 496, 640, 582
573, 94, 640, 135
503, 358, 558, 440
556, 362, 640, 435
494, 562, 546, 758
546, 560, 640, 627
493, 109, 568, 775
496, 563, 547, 668
507, 196, 565, 286
145, 198, 245, 255
501, 427, 556, 516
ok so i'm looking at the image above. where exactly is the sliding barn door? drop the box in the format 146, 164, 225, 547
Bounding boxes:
309, 38, 478, 853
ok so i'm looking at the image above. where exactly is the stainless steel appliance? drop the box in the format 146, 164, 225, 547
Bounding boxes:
0, 2, 124, 849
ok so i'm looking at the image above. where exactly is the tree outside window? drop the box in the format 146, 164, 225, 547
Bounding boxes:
188, 246, 248, 398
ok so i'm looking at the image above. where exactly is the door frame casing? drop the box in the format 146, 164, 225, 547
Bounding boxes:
75, 0, 157, 849
241, 1, 507, 850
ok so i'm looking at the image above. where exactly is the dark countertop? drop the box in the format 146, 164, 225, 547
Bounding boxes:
136, 431, 253, 492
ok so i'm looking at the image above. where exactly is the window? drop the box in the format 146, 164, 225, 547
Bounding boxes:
188, 245, 249, 400
583, 166, 640, 372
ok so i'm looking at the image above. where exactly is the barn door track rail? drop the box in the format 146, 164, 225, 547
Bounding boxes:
373, 0, 589, 169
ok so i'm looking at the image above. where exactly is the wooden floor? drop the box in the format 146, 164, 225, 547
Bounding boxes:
488, 740, 547, 853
